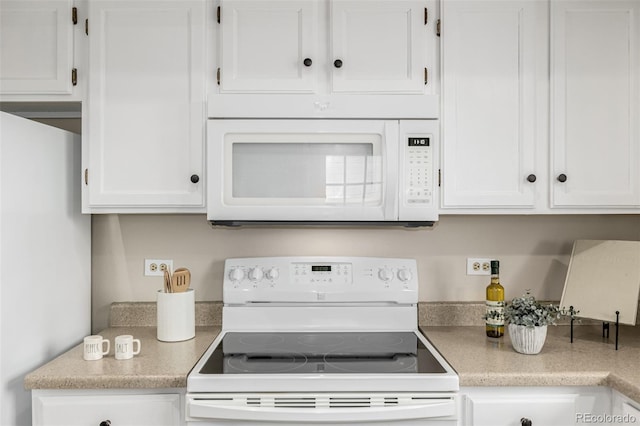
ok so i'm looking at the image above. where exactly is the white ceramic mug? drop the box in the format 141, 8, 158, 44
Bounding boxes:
83, 335, 110, 361
115, 335, 141, 360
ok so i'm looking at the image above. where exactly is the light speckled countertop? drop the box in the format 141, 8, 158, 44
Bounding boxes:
421, 325, 640, 403
24, 302, 640, 405
24, 327, 219, 390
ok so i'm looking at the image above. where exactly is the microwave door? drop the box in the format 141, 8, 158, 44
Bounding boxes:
207, 120, 399, 223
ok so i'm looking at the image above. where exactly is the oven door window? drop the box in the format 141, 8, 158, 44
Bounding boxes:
227, 135, 383, 206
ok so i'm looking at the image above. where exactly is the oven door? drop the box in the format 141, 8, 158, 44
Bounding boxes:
207, 119, 399, 224
187, 393, 458, 425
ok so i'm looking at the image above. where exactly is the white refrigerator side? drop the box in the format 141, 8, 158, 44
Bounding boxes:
0, 112, 91, 425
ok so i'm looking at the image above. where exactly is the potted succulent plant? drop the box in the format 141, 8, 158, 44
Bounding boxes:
503, 291, 570, 355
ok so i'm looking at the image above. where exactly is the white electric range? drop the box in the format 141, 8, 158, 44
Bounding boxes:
187, 257, 459, 425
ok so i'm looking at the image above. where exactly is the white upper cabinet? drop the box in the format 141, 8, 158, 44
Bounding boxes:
441, 0, 547, 209
550, 0, 640, 208
85, 0, 206, 212
330, 0, 432, 94
0, 0, 82, 98
218, 0, 319, 93
210, 0, 438, 118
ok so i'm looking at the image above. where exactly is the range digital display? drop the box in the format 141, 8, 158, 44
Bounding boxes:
311, 265, 331, 272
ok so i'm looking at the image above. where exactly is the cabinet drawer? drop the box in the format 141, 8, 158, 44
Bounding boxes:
466, 393, 577, 426
33, 393, 181, 426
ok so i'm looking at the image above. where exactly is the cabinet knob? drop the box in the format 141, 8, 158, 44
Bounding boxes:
521, 418, 532, 426
557, 173, 567, 183
99, 421, 111, 426
303, 58, 312, 67
526, 174, 537, 183
190, 174, 200, 184
334, 59, 343, 68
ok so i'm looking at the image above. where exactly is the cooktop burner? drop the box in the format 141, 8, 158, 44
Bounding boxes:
197, 332, 447, 375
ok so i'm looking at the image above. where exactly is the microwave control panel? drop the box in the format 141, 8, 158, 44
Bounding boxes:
405, 137, 433, 205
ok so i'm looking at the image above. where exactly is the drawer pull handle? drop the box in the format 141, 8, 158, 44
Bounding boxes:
521, 418, 532, 426
557, 173, 567, 183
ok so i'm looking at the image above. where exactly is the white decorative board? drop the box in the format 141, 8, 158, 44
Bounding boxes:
560, 240, 640, 325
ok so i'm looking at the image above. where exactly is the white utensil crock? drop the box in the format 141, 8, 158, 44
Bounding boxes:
157, 289, 195, 342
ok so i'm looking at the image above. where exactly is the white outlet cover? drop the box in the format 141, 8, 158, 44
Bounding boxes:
144, 259, 173, 277
466, 258, 492, 276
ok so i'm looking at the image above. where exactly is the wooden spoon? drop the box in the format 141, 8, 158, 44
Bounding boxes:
164, 269, 172, 293
171, 268, 190, 293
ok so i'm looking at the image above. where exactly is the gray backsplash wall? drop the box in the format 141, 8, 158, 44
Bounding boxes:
91, 214, 640, 332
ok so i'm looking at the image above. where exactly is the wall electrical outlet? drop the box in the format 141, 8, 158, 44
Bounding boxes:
144, 259, 173, 277
466, 258, 492, 276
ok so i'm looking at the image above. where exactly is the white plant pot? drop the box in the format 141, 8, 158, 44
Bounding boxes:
508, 324, 548, 355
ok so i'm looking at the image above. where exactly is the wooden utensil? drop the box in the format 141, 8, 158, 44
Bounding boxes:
164, 269, 172, 293
171, 268, 190, 293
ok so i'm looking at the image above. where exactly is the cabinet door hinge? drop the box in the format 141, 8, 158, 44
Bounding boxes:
71, 68, 78, 86
438, 169, 441, 187
424, 68, 428, 85
85, 19, 89, 35
84, 169, 89, 186
217, 68, 221, 85
436, 19, 441, 37
217, 6, 221, 23
424, 7, 428, 25
72, 7, 78, 25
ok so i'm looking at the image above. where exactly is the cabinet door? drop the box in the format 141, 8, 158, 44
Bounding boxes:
0, 0, 74, 94
218, 0, 319, 93
551, 0, 640, 207
33, 393, 181, 426
441, 0, 545, 208
330, 0, 434, 94
87, 0, 205, 210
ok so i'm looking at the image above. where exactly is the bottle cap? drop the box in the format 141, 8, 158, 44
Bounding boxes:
491, 260, 499, 274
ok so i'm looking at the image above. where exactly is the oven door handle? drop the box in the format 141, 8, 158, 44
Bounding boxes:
188, 398, 456, 422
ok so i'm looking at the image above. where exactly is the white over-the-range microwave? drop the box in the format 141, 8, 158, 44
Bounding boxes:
206, 119, 439, 226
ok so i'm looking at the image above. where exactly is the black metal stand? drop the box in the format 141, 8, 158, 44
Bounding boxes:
569, 307, 621, 350
615, 311, 620, 351
570, 306, 575, 343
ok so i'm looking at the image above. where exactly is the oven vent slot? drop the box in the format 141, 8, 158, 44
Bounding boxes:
330, 397, 371, 408
272, 397, 316, 408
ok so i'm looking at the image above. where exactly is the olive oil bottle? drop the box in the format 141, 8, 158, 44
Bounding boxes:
485, 260, 505, 338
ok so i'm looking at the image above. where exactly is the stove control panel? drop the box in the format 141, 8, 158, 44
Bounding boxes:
223, 257, 419, 304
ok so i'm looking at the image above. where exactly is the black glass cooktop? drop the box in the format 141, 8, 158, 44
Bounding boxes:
198, 332, 447, 375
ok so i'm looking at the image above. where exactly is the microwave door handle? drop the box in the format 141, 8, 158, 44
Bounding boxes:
188, 399, 456, 423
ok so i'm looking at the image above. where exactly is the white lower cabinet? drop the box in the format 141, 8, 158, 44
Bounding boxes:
612, 389, 640, 423
32, 389, 184, 426
461, 387, 611, 426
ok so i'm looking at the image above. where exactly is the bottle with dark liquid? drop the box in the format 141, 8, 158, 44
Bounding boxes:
485, 260, 505, 338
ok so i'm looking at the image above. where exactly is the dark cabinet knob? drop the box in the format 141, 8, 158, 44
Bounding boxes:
190, 174, 200, 184
303, 58, 312, 67
557, 173, 567, 183
526, 174, 537, 183
99, 421, 111, 426
521, 418, 532, 426
334, 59, 343, 68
